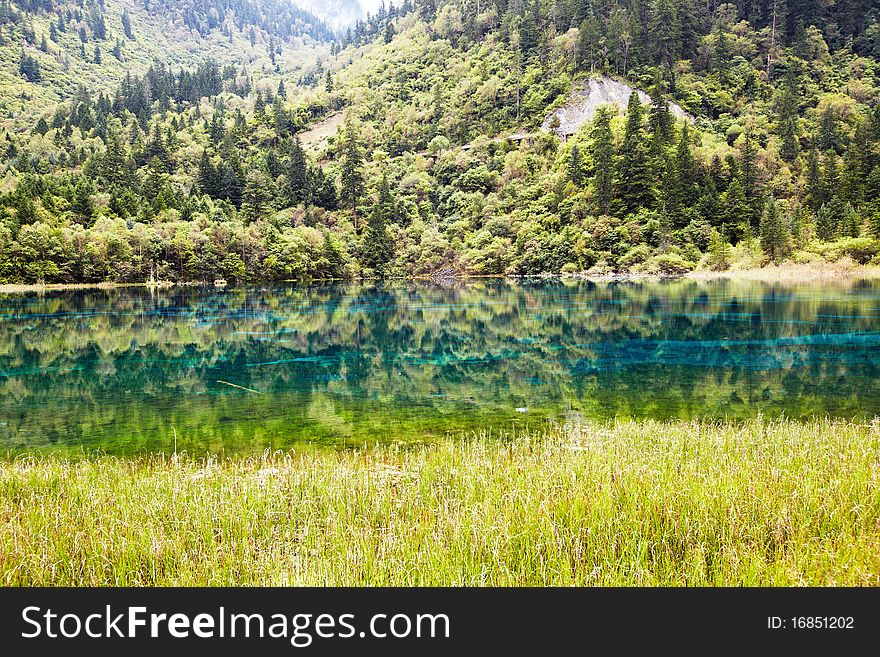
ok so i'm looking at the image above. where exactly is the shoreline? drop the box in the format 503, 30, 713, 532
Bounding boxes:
2, 261, 880, 294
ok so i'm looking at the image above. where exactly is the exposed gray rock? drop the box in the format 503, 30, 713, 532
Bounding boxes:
542, 76, 691, 137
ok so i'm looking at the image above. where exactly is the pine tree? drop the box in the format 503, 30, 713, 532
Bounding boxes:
361, 173, 395, 276
241, 170, 272, 223
780, 118, 799, 163
617, 93, 654, 215
340, 120, 366, 230
818, 105, 839, 153
71, 177, 94, 222
816, 198, 844, 240
284, 136, 308, 206
590, 107, 614, 216
197, 150, 218, 197
806, 149, 822, 208
840, 120, 869, 206
760, 200, 788, 262
722, 178, 749, 244
706, 229, 731, 271
675, 124, 697, 207
121, 8, 134, 39
821, 150, 840, 205
739, 133, 762, 228
661, 154, 683, 229
320, 231, 346, 279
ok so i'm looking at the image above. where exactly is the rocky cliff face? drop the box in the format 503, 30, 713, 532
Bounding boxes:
542, 76, 690, 137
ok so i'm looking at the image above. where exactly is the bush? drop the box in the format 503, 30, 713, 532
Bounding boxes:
806, 237, 880, 264
642, 253, 695, 276
618, 244, 651, 269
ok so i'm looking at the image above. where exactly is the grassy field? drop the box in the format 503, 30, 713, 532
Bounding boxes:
1, 418, 879, 586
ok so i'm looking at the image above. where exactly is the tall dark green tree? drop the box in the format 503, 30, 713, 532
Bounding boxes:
340, 120, 366, 230
284, 136, 308, 206
760, 200, 788, 262
739, 133, 763, 228
616, 93, 654, 215
590, 107, 614, 216
361, 173, 395, 276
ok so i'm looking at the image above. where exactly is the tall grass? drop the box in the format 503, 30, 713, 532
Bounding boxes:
1, 418, 879, 586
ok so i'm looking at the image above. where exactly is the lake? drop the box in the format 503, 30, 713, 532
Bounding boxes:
2, 278, 880, 455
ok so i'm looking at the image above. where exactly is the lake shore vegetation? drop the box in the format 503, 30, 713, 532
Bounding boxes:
2, 417, 878, 586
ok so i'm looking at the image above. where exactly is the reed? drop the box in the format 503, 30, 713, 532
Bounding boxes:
1, 417, 878, 586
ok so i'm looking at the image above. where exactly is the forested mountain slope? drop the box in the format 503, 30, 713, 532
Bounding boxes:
2, 0, 334, 128
2, 0, 880, 284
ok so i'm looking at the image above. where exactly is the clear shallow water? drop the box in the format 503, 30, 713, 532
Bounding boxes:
2, 278, 880, 455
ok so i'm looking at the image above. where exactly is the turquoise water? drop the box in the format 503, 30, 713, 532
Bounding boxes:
2, 278, 880, 455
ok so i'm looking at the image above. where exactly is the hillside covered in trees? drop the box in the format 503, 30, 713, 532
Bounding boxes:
2, 0, 880, 283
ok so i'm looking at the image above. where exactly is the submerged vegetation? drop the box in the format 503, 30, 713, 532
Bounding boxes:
4, 278, 880, 454
2, 417, 878, 586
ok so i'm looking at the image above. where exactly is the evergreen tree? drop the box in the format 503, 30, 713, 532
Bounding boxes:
617, 93, 654, 215
840, 120, 869, 206
284, 136, 308, 206
805, 149, 822, 208
197, 150, 218, 197
675, 124, 697, 207
818, 105, 839, 153
340, 121, 366, 230
71, 178, 94, 222
816, 199, 844, 240
590, 107, 614, 216
241, 170, 272, 223
759, 200, 788, 262
780, 118, 800, 163
821, 150, 840, 205
721, 178, 750, 244
361, 173, 395, 276
739, 133, 762, 228
121, 8, 134, 40
706, 229, 731, 270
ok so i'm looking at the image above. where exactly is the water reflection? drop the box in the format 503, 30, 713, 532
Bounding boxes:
1, 278, 879, 454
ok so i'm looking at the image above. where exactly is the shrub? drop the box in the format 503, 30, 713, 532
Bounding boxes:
644, 253, 695, 275
807, 237, 880, 264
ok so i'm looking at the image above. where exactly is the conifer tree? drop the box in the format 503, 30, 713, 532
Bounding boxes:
340, 120, 366, 230
241, 170, 272, 223
617, 93, 654, 215
361, 173, 395, 275
760, 200, 788, 262
121, 8, 133, 39
284, 136, 308, 206
739, 133, 762, 228
722, 177, 749, 244
590, 107, 614, 216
